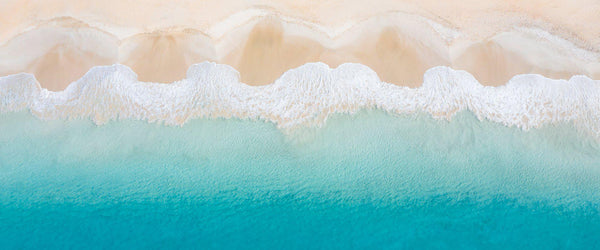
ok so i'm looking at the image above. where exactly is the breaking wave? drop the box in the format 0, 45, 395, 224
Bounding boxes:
1, 62, 599, 137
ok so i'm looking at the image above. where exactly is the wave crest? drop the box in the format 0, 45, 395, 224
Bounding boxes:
1, 62, 599, 137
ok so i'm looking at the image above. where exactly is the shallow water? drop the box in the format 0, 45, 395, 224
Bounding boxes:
0, 111, 599, 249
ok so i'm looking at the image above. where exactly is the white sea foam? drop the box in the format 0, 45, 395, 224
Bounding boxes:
1, 62, 599, 137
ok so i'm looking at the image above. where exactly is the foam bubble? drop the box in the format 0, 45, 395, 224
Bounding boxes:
1, 62, 599, 137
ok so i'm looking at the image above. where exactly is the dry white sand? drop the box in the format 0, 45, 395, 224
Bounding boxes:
1, 0, 599, 90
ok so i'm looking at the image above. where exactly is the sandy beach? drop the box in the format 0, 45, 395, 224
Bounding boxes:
1, 0, 599, 90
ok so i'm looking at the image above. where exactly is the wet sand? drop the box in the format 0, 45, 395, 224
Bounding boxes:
0, 0, 599, 90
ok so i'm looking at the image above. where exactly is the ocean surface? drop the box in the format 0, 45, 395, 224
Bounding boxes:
1, 110, 599, 249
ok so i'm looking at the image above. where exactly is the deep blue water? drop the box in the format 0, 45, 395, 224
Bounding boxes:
0, 111, 599, 249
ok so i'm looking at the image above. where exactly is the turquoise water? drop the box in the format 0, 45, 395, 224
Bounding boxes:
0, 110, 599, 249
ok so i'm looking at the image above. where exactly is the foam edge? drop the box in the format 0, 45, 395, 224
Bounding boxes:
1, 62, 599, 138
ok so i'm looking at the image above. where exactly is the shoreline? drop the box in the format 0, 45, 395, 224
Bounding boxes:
1, 63, 599, 139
